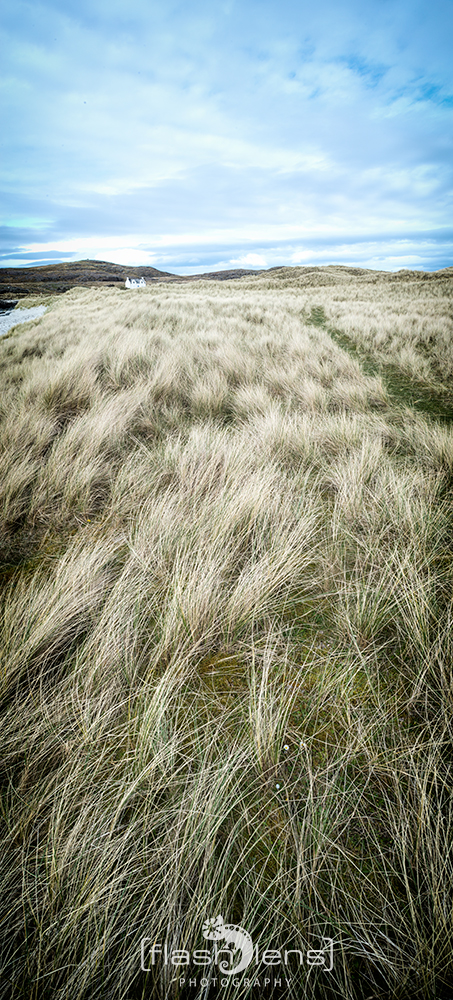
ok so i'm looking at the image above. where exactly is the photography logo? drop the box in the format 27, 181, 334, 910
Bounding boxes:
141, 913, 334, 983
202, 914, 253, 975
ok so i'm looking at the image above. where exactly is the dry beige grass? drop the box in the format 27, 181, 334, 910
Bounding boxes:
1, 268, 453, 999
243, 265, 453, 385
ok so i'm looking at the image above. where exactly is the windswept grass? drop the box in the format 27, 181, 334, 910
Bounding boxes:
1, 269, 453, 999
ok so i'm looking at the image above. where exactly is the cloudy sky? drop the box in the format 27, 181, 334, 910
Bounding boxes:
1, 0, 452, 273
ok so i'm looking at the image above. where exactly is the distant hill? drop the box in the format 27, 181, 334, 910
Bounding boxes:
0, 258, 451, 305
0, 259, 173, 303
0, 259, 264, 303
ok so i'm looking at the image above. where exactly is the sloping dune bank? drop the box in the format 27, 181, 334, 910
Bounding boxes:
1, 266, 453, 1000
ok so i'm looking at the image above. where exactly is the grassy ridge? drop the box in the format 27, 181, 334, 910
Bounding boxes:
1, 271, 453, 999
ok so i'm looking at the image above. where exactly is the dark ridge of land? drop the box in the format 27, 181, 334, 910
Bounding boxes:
0, 260, 174, 300
0, 259, 452, 300
0, 259, 264, 300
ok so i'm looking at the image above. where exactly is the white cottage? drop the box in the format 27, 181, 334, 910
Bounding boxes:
125, 277, 146, 288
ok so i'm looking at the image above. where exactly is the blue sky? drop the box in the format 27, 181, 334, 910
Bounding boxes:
1, 0, 452, 273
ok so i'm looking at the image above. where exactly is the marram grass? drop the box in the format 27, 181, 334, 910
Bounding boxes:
1, 269, 453, 999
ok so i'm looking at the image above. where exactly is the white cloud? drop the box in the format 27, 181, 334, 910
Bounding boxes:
229, 253, 267, 267
92, 248, 158, 266
290, 249, 313, 263
2, 0, 452, 273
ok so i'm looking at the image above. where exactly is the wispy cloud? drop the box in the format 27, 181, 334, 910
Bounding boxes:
1, 0, 452, 270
